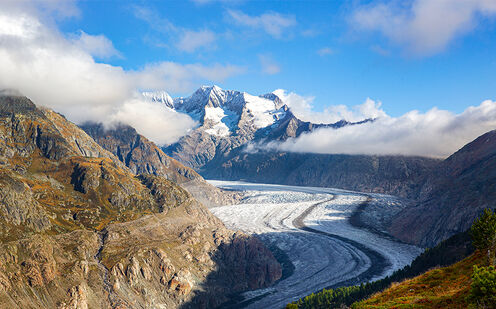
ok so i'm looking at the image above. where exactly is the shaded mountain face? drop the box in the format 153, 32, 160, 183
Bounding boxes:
80, 123, 238, 206
389, 130, 496, 247
201, 151, 440, 197
0, 95, 281, 308
155, 85, 364, 171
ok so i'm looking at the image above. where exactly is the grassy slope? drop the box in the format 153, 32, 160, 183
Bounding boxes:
352, 252, 483, 309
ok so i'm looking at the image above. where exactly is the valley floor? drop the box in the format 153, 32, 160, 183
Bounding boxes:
209, 181, 422, 309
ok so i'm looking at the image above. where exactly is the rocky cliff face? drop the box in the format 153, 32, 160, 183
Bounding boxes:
81, 123, 239, 207
0, 94, 281, 308
389, 130, 496, 247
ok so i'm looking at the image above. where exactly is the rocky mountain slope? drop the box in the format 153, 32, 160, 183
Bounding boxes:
80, 123, 239, 207
389, 129, 496, 247
202, 151, 440, 197
0, 93, 281, 308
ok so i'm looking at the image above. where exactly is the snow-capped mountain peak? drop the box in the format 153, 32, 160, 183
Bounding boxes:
142, 86, 290, 137
142, 91, 174, 109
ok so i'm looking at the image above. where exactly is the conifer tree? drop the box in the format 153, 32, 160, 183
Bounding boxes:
470, 208, 496, 265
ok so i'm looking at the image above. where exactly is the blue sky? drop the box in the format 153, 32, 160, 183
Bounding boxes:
52, 0, 496, 116
1, 0, 496, 156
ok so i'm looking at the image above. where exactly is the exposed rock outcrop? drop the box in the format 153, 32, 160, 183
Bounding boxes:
81, 122, 240, 207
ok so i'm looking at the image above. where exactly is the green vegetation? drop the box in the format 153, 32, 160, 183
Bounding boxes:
467, 265, 496, 308
286, 231, 473, 308
353, 252, 481, 308
470, 208, 496, 265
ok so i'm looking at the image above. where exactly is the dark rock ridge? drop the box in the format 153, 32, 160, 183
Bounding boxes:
81, 123, 238, 207
389, 129, 496, 247
0, 94, 281, 308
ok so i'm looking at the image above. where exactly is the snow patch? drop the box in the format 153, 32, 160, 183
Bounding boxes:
203, 106, 239, 136
244, 93, 286, 128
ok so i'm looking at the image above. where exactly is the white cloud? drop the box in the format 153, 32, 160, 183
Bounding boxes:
317, 47, 333, 56
176, 29, 216, 52
273, 89, 386, 123
73, 31, 122, 59
136, 61, 245, 93
109, 96, 197, 145
259, 54, 281, 75
0, 4, 243, 145
351, 0, 496, 56
267, 97, 496, 158
227, 9, 296, 39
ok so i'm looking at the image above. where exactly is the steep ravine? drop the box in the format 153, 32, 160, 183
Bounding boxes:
94, 229, 118, 308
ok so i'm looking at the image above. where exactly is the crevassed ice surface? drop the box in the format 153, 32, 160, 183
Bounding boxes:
209, 180, 422, 309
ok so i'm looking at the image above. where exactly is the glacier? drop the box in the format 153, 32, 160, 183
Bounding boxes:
209, 180, 422, 309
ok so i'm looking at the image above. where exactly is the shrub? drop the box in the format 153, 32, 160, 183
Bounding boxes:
467, 265, 496, 308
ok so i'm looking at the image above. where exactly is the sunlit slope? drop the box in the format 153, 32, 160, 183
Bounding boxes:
352, 252, 482, 309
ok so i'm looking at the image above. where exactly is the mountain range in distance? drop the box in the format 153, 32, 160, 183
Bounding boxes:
140, 85, 496, 249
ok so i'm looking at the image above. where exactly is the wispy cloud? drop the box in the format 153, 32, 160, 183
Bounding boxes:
0, 3, 244, 144
176, 29, 216, 52
136, 62, 245, 92
350, 0, 496, 56
267, 92, 496, 158
317, 47, 333, 56
258, 54, 281, 75
227, 9, 296, 39
132, 5, 217, 53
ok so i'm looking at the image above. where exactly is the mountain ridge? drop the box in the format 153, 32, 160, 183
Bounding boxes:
145, 85, 370, 171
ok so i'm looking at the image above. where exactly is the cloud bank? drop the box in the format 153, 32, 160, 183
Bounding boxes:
273, 89, 386, 124
0, 2, 243, 145
109, 97, 197, 145
268, 95, 496, 158
351, 0, 496, 56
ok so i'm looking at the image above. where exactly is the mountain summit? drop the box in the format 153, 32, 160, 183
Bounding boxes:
144, 86, 363, 170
